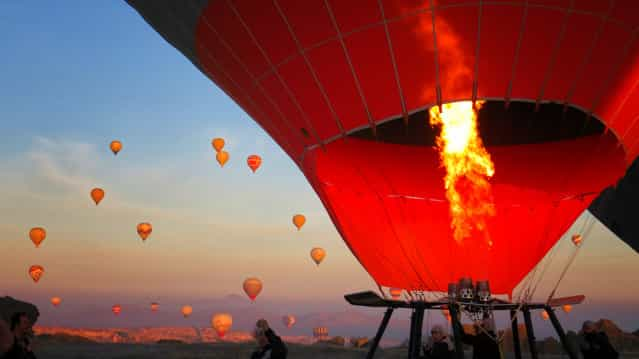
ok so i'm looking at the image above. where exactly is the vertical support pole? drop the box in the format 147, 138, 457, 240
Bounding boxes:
411, 306, 425, 358
522, 307, 539, 359
545, 306, 578, 359
408, 309, 417, 358
366, 307, 394, 359
449, 303, 465, 359
510, 309, 522, 359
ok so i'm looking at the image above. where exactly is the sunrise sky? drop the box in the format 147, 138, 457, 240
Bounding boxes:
1, 2, 637, 338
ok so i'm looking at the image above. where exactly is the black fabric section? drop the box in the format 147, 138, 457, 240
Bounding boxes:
589, 156, 639, 253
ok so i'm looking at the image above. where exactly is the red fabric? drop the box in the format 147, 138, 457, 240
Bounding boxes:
192, 0, 636, 292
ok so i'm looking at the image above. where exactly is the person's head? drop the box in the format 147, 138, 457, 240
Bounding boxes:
582, 321, 596, 334
254, 328, 268, 348
430, 325, 446, 342
9, 312, 29, 336
256, 319, 269, 331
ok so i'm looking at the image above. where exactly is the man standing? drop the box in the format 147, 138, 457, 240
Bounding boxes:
250, 319, 287, 359
579, 321, 618, 359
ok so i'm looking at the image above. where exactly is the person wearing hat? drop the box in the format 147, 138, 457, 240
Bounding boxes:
250, 319, 287, 359
423, 324, 454, 359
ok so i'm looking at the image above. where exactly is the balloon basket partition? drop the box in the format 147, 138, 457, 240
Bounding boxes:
344, 291, 579, 359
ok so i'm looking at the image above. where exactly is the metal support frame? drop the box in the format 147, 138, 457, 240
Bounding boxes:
366, 308, 394, 359
546, 306, 579, 359
510, 309, 523, 359
523, 307, 539, 359
449, 303, 465, 359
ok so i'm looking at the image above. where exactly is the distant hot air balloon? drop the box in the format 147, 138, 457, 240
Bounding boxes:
562, 304, 572, 313
247, 155, 262, 173
137, 223, 152, 241
29, 227, 46, 248
243, 277, 263, 302
541, 310, 550, 320
216, 151, 229, 167
282, 315, 296, 328
112, 304, 122, 316
211, 313, 232, 337
150, 302, 159, 312
292, 215, 305, 231
181, 305, 193, 318
389, 288, 403, 300
571, 234, 583, 246
51, 297, 61, 307
28, 265, 44, 283
212, 138, 225, 152
90, 188, 105, 205
310, 248, 326, 266
110, 141, 122, 155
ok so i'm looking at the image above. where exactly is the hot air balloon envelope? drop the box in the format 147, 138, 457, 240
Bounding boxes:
91, 188, 105, 205
28, 265, 44, 283
211, 313, 233, 337
110, 141, 122, 155
243, 277, 263, 301
212, 138, 225, 152
29, 228, 46, 248
247, 155, 262, 173
137, 222, 152, 241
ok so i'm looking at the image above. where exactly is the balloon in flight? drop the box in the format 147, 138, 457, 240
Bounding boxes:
51, 297, 61, 307
562, 304, 572, 313
28, 265, 44, 283
310, 248, 326, 266
216, 151, 229, 167
211, 313, 233, 337
243, 277, 263, 302
112, 304, 122, 315
90, 188, 105, 205
247, 155, 262, 173
110, 141, 122, 155
282, 315, 296, 328
29, 227, 46, 248
181, 305, 193, 318
137, 222, 152, 241
150, 302, 159, 312
571, 234, 583, 246
212, 138, 225, 152
541, 310, 550, 320
292, 214, 305, 231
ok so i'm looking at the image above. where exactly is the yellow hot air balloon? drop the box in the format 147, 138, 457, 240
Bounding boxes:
541, 310, 550, 320
571, 234, 583, 246
389, 288, 402, 300
211, 313, 233, 338
292, 214, 306, 231
310, 248, 326, 266
247, 155, 262, 173
216, 151, 229, 167
562, 304, 572, 313
150, 302, 159, 312
110, 140, 122, 155
112, 304, 122, 316
90, 188, 105, 205
212, 138, 225, 152
181, 305, 193, 318
29, 227, 46, 248
243, 277, 263, 302
137, 222, 152, 241
51, 297, 62, 307
29, 265, 44, 283
282, 315, 296, 328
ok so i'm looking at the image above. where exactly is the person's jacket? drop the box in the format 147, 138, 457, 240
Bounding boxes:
461, 331, 500, 359
250, 345, 272, 359
264, 329, 287, 359
423, 340, 453, 359
580, 332, 618, 359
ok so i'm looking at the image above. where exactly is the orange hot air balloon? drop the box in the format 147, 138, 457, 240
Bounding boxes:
51, 297, 62, 307
28, 265, 44, 283
211, 313, 232, 337
541, 310, 550, 320
112, 304, 122, 315
90, 188, 105, 205
292, 214, 306, 231
571, 234, 583, 246
150, 302, 159, 312
110, 141, 122, 155
247, 155, 262, 173
212, 138, 225, 152
310, 248, 326, 266
181, 305, 193, 318
29, 227, 46, 248
243, 277, 263, 302
137, 223, 152, 241
562, 305, 572, 313
216, 151, 229, 167
389, 288, 402, 300
282, 315, 296, 328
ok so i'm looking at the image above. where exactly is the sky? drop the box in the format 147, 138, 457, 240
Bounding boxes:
0, 2, 637, 339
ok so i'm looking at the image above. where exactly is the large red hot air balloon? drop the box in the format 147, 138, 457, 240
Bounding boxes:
127, 1, 638, 295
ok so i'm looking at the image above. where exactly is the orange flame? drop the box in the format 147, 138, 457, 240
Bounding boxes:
429, 101, 495, 242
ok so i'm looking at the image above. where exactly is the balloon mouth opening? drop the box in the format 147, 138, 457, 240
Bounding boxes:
348, 100, 611, 147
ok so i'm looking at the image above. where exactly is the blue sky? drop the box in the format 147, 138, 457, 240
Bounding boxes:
1, 1, 637, 338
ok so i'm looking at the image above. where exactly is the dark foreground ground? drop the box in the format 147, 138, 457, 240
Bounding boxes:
31, 342, 639, 359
